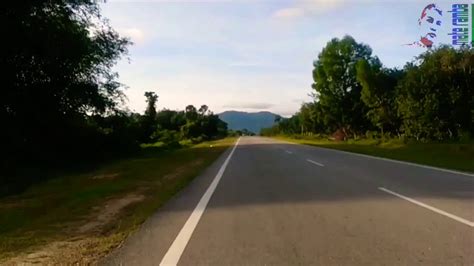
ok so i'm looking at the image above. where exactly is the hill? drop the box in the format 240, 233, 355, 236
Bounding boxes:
218, 111, 279, 134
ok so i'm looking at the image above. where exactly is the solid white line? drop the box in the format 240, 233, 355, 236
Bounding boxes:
378, 187, 474, 227
306, 159, 324, 167
285, 150, 293, 154
275, 139, 474, 178
160, 137, 241, 266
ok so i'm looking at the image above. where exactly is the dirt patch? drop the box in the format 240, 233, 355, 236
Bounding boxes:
91, 172, 120, 180
1, 158, 206, 264
2, 236, 121, 265
78, 193, 145, 234
1, 193, 145, 265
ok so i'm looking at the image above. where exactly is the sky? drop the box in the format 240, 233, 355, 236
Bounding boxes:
101, 0, 459, 116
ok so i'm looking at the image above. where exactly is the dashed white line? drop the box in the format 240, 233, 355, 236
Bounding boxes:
378, 187, 474, 227
277, 139, 473, 178
285, 150, 293, 154
306, 159, 324, 167
159, 137, 241, 266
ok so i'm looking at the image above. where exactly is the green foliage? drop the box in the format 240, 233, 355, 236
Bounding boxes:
311, 36, 376, 134
262, 37, 473, 143
397, 46, 474, 140
356, 60, 403, 134
141, 91, 159, 143
151, 130, 181, 148
144, 92, 159, 117
0, 2, 229, 194
180, 105, 228, 140
1, 0, 129, 140
1, 0, 131, 188
260, 125, 281, 136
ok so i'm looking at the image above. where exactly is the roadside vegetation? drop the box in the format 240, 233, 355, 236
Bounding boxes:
1, 1, 237, 263
261, 36, 473, 171
0, 137, 236, 264
1, 1, 229, 196
275, 135, 474, 173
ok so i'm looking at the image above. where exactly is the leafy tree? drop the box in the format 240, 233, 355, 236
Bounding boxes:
171, 111, 187, 130
397, 46, 474, 140
1, 0, 130, 169
140, 91, 159, 142
261, 38, 472, 142
276, 116, 301, 135
156, 109, 182, 131
298, 102, 326, 134
356, 60, 403, 136
144, 92, 159, 117
198, 105, 209, 116
185, 105, 198, 121
312, 36, 377, 136
201, 114, 228, 138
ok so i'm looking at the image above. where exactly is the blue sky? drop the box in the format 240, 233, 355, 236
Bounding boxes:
102, 0, 457, 116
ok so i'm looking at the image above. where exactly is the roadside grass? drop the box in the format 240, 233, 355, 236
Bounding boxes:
274, 136, 474, 173
0, 137, 236, 264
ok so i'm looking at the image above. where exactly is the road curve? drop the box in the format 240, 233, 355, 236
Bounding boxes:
104, 136, 474, 265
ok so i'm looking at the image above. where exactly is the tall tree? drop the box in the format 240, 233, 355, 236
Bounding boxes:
1, 0, 130, 163
141, 91, 159, 142
185, 105, 198, 121
144, 92, 159, 118
312, 36, 377, 136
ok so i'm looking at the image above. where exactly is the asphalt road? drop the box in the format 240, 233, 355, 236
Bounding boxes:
104, 137, 474, 265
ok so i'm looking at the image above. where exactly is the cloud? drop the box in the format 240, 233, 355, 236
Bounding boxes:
272, 0, 346, 19
103, 0, 423, 118
222, 102, 275, 109
118, 27, 146, 44
273, 7, 305, 19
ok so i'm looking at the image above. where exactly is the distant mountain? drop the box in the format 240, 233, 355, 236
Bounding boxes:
218, 111, 279, 134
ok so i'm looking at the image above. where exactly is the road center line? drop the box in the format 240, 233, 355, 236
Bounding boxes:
306, 159, 324, 167
378, 187, 474, 227
285, 150, 293, 154
160, 137, 241, 266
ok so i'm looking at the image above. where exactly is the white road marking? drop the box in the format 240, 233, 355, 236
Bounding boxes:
285, 150, 293, 154
275, 139, 474, 178
306, 159, 324, 167
160, 138, 241, 266
378, 187, 474, 227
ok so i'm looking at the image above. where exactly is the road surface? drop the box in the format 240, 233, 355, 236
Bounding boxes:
104, 137, 474, 265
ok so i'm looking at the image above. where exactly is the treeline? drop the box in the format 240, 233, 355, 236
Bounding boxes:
0, 1, 227, 193
261, 36, 474, 141
90, 91, 228, 152
141, 92, 228, 146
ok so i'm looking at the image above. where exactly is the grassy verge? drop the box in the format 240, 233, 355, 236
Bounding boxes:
0, 137, 236, 264
274, 136, 474, 173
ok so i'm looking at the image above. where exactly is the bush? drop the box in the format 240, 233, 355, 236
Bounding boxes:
191, 136, 204, 144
